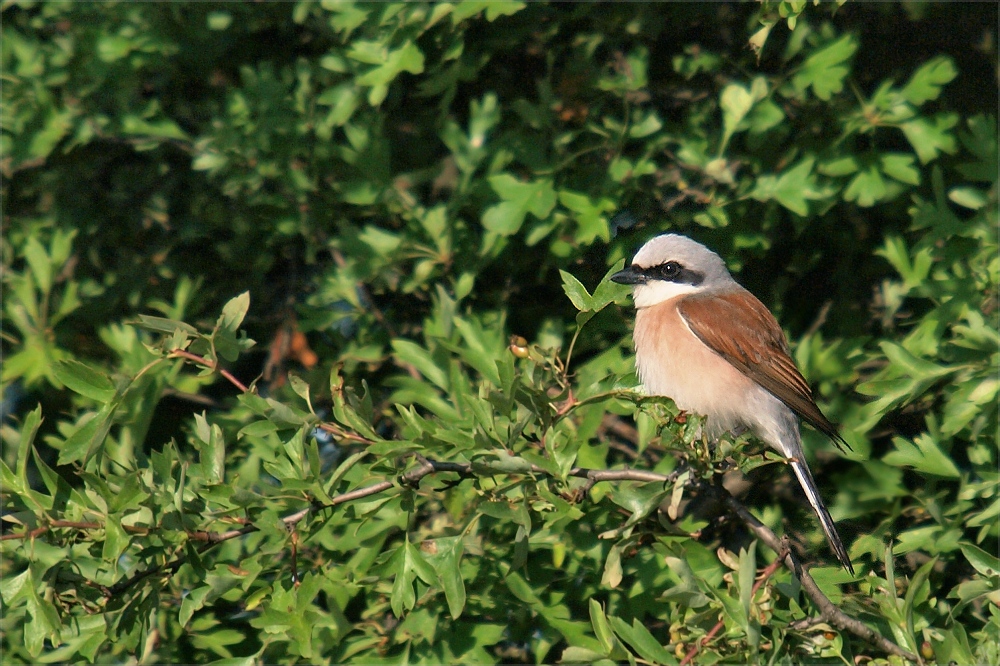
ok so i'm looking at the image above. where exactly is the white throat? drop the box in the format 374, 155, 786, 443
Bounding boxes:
632, 280, 703, 308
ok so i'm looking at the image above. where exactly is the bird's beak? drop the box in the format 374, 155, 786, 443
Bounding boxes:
610, 265, 646, 285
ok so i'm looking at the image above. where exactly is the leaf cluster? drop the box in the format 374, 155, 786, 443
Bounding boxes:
2, 1, 997, 664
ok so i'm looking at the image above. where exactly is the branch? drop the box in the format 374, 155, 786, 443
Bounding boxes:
95, 456, 916, 661
1, 520, 150, 542
317, 421, 376, 445
704, 482, 919, 662
168, 348, 249, 393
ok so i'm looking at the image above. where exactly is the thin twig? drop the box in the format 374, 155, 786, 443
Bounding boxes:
1, 520, 151, 541
317, 422, 377, 445
804, 300, 833, 338
168, 349, 249, 393
599, 413, 640, 445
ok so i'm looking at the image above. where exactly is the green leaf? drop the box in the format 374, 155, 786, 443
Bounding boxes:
956, 113, 998, 181
791, 34, 857, 101
238, 419, 279, 438
843, 164, 888, 207
589, 599, 617, 656
719, 83, 754, 147
482, 199, 527, 236
206, 656, 258, 666
326, 1, 369, 37
900, 113, 959, 164
352, 40, 425, 89
880, 153, 921, 186
201, 423, 226, 484
960, 543, 1000, 576
406, 539, 438, 585
121, 115, 190, 141
558, 190, 616, 244
482, 175, 556, 236
875, 237, 934, 288
102, 514, 130, 562
559, 270, 594, 312
592, 261, 628, 310
133, 315, 199, 336
485, 1, 526, 21
597, 46, 649, 93
948, 186, 988, 210
219, 292, 251, 333
53, 360, 117, 403
903, 557, 937, 642
750, 157, 829, 216
452, 0, 520, 22
391, 339, 448, 389
607, 156, 657, 182
192, 151, 227, 171
317, 83, 360, 126
559, 647, 607, 664
901, 56, 957, 106
0, 569, 30, 606
28, 108, 72, 161
24, 571, 62, 656
628, 111, 663, 139
601, 543, 623, 588
941, 377, 999, 435
287, 373, 313, 412
748, 21, 775, 61
424, 536, 467, 619
883, 434, 960, 478
818, 155, 859, 177
16, 405, 43, 483
207, 11, 232, 30
58, 403, 117, 465
738, 544, 757, 636
470, 452, 534, 475
693, 205, 731, 228
359, 225, 401, 256
747, 98, 785, 134
23, 236, 53, 296
601, 483, 671, 539
931, 624, 978, 666
390, 537, 440, 617
610, 617, 675, 665
97, 33, 134, 61
879, 341, 954, 380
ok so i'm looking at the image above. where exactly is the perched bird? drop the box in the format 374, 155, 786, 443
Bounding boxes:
611, 234, 855, 574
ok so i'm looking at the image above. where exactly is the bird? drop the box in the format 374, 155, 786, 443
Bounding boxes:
611, 233, 855, 575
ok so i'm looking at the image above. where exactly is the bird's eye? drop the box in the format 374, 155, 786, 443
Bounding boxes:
655, 261, 681, 279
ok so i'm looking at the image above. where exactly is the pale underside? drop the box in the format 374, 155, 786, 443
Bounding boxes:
632, 294, 799, 454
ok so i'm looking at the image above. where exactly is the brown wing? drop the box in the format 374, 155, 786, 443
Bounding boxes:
678, 289, 851, 452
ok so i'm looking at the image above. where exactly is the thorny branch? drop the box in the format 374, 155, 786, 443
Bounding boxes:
58, 455, 919, 661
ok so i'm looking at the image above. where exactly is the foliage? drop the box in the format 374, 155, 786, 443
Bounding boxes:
2, 1, 997, 664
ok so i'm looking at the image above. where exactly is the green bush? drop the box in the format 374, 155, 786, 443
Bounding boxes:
2, 1, 997, 664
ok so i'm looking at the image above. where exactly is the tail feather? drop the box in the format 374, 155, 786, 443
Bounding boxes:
790, 460, 855, 575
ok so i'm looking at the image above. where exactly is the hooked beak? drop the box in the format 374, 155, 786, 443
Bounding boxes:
610, 265, 646, 285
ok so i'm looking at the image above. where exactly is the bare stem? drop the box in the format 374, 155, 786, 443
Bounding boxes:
168, 348, 249, 393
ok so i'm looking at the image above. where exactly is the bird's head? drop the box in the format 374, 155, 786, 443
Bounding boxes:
611, 234, 735, 308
